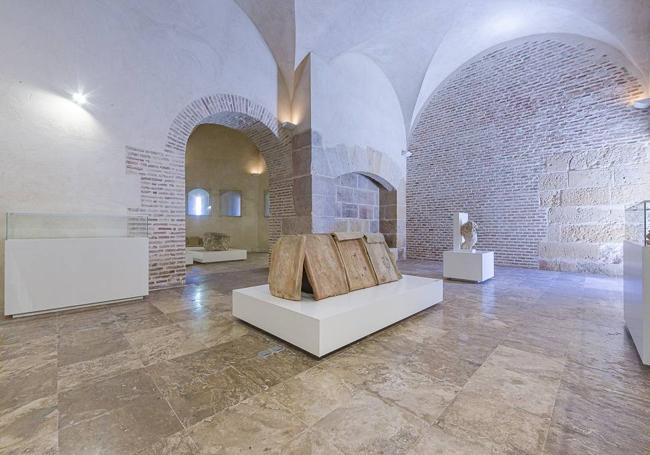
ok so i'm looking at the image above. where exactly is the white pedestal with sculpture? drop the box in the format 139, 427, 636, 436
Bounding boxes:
443, 212, 494, 282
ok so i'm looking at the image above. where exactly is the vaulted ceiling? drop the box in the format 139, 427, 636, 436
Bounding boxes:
235, 0, 650, 131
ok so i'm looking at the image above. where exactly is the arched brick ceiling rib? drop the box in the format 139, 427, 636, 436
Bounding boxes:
233, 0, 650, 133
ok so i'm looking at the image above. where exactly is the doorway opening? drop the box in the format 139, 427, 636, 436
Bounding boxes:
185, 124, 270, 279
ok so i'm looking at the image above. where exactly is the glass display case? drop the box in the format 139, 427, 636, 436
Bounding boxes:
4, 212, 149, 316
6, 212, 148, 239
625, 201, 649, 246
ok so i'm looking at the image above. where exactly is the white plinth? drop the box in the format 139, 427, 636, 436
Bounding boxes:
5, 238, 149, 316
624, 241, 650, 365
233, 274, 443, 357
188, 248, 247, 263
443, 250, 494, 282
186, 251, 195, 265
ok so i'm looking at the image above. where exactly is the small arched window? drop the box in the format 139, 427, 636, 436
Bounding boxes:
187, 188, 211, 216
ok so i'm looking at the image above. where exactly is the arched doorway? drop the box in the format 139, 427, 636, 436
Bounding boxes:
127, 94, 296, 290
185, 124, 270, 275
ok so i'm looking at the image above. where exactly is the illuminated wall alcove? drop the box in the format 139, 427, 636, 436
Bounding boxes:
185, 124, 269, 253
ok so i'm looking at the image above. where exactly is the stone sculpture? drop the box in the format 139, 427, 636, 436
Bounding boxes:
460, 221, 478, 251
203, 232, 231, 251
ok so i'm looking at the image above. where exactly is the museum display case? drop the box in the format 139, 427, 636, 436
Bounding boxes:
624, 201, 650, 365
4, 213, 149, 316
625, 200, 650, 246
6, 212, 148, 239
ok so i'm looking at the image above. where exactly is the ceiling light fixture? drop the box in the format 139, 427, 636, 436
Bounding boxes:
72, 92, 87, 105
633, 97, 650, 110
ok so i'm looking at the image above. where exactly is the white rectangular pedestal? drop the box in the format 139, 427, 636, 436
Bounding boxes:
186, 251, 195, 265
443, 250, 494, 282
624, 241, 650, 365
188, 248, 247, 263
233, 274, 443, 357
5, 238, 149, 316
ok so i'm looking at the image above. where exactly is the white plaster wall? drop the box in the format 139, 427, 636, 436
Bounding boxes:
309, 53, 407, 172
291, 55, 312, 134
0, 0, 278, 314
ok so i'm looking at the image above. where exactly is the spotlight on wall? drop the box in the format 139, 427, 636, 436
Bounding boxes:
72, 92, 88, 105
280, 121, 297, 130
401, 149, 412, 158
633, 98, 650, 110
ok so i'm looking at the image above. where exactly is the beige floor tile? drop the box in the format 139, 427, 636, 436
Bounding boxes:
364, 363, 461, 424
439, 390, 550, 454
147, 362, 263, 427
235, 347, 318, 390
176, 314, 250, 347
0, 359, 57, 417
188, 393, 306, 454
124, 324, 207, 366
57, 348, 144, 391
410, 425, 499, 455
267, 365, 357, 426
312, 390, 428, 454
271, 429, 345, 455
58, 324, 130, 366
0, 394, 58, 455
58, 369, 182, 454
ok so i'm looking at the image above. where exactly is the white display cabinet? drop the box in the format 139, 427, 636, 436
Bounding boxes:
4, 213, 149, 316
624, 201, 650, 364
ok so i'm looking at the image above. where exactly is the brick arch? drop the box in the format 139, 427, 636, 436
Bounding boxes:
127, 94, 295, 289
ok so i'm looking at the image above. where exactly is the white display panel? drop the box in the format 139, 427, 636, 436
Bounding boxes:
5, 238, 149, 316
233, 274, 443, 357
624, 241, 650, 365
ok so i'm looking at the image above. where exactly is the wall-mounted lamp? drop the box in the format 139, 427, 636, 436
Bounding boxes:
281, 121, 297, 130
633, 98, 650, 110
72, 92, 88, 105
401, 149, 412, 158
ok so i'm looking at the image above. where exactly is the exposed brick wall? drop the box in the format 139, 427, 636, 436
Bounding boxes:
126, 146, 185, 289
127, 94, 298, 289
408, 37, 650, 274
335, 173, 380, 233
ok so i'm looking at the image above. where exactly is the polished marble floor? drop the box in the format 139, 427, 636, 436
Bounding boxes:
1, 253, 649, 454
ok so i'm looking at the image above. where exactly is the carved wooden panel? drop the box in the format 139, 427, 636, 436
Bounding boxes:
364, 233, 401, 284
268, 235, 306, 300
332, 232, 378, 291
303, 234, 349, 300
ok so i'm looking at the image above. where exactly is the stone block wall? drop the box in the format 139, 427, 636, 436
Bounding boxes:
334, 173, 380, 233
539, 147, 650, 274
307, 135, 406, 255
408, 37, 650, 274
